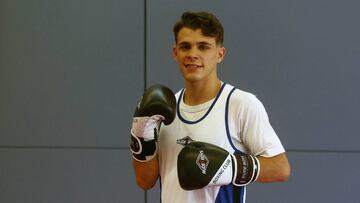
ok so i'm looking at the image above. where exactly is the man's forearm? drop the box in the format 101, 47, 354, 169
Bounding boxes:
133, 156, 160, 190
256, 153, 291, 182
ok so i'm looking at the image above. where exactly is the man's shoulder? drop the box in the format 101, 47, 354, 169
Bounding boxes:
225, 83, 258, 104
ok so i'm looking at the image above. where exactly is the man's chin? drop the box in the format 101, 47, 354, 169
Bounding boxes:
183, 76, 204, 84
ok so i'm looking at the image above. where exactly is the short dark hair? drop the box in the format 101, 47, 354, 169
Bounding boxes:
173, 11, 224, 46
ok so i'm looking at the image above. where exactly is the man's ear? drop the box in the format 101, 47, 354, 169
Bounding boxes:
217, 47, 225, 63
172, 46, 178, 59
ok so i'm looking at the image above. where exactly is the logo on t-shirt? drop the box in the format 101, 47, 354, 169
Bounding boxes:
176, 136, 194, 146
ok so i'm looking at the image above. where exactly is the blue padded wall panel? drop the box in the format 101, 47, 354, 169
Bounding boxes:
0, 149, 143, 203
0, 0, 144, 147
146, 0, 360, 151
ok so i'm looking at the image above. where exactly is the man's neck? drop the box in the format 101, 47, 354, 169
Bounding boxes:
183, 79, 222, 106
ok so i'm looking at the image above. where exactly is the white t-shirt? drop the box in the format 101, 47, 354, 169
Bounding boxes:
158, 83, 285, 203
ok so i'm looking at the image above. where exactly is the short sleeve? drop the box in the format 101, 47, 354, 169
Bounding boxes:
238, 94, 285, 157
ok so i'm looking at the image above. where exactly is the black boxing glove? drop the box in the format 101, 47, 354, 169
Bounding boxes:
177, 141, 260, 190
130, 84, 176, 162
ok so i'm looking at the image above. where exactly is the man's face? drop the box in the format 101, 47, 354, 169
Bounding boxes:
173, 28, 225, 84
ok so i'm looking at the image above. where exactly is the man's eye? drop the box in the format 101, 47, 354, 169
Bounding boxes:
198, 45, 209, 51
179, 45, 190, 50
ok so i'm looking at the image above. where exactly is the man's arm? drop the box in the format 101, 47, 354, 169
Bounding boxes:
133, 156, 159, 190
176, 141, 289, 190
256, 153, 290, 182
129, 85, 176, 190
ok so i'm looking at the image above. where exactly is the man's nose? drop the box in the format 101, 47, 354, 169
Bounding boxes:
186, 48, 200, 59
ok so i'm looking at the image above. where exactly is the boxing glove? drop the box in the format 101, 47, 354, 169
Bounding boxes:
130, 84, 176, 162
177, 141, 260, 190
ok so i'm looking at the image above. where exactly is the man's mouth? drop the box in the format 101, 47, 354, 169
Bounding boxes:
185, 64, 202, 68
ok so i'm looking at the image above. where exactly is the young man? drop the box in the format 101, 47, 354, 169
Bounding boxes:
131, 11, 290, 203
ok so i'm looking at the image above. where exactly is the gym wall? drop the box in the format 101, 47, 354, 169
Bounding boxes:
1, 0, 359, 202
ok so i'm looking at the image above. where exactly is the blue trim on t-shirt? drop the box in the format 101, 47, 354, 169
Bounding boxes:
223, 86, 246, 203
225, 87, 240, 153
177, 83, 226, 124
215, 184, 245, 203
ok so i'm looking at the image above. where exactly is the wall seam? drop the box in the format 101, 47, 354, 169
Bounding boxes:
143, 1, 148, 203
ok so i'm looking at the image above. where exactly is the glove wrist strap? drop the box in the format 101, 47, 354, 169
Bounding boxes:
232, 154, 260, 186
130, 130, 158, 162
